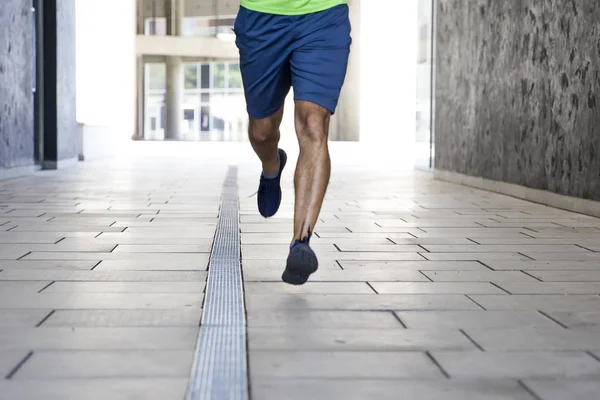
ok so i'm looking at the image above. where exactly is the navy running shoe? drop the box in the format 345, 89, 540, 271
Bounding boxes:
257, 149, 287, 218
282, 234, 319, 285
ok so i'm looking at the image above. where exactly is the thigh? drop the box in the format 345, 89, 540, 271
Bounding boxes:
290, 5, 352, 115
234, 7, 294, 119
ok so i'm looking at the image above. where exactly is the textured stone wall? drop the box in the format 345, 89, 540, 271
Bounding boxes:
56, 0, 78, 161
0, 0, 34, 169
435, 0, 600, 200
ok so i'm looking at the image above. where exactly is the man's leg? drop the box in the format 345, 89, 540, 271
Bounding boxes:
234, 5, 293, 218
248, 106, 284, 176
281, 4, 351, 285
292, 101, 331, 241
249, 106, 289, 218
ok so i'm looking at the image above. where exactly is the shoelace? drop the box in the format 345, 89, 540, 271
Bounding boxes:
248, 177, 276, 198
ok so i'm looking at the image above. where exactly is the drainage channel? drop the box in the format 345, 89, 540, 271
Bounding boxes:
186, 166, 248, 400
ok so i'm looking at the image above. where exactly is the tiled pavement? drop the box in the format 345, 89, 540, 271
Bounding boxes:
1, 143, 600, 399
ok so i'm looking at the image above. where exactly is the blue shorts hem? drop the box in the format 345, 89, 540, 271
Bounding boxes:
247, 102, 286, 120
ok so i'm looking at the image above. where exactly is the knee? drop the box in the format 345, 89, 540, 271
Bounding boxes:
296, 110, 329, 146
248, 119, 279, 144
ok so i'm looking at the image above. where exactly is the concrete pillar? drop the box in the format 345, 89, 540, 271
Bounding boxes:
135, 56, 145, 139
164, 0, 184, 140
330, 0, 360, 141
165, 56, 183, 140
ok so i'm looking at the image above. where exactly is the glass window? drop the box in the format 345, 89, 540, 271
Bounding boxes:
213, 63, 226, 89
145, 17, 167, 36
200, 64, 211, 89
147, 63, 166, 91
228, 63, 243, 89
184, 64, 198, 89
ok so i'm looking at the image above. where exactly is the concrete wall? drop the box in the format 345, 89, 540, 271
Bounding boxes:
0, 0, 34, 171
435, 0, 600, 201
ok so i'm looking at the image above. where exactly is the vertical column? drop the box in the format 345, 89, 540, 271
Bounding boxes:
42, 0, 78, 169
164, 0, 183, 140
330, 0, 360, 141
134, 0, 146, 140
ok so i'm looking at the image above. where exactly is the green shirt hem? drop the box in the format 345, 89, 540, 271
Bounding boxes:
240, 1, 348, 16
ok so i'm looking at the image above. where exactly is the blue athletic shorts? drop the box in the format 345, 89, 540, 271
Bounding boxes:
233, 5, 352, 119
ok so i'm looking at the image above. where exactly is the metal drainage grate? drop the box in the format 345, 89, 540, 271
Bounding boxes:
186, 167, 248, 400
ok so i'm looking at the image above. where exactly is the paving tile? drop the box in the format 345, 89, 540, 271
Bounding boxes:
315, 232, 419, 239
15, 350, 194, 378
0, 247, 31, 259
376, 219, 485, 228
396, 310, 557, 329
44, 309, 201, 327
523, 380, 600, 400
469, 294, 600, 311
485, 261, 600, 271
246, 294, 481, 311
471, 238, 599, 245
247, 310, 401, 328
371, 282, 505, 294
61, 237, 215, 246
0, 269, 207, 282
496, 282, 600, 294
421, 253, 532, 261
523, 252, 600, 261
334, 244, 424, 252
0, 243, 116, 253
422, 270, 536, 282
0, 292, 203, 309
112, 220, 217, 227
0, 327, 198, 350
422, 245, 587, 253
0, 350, 30, 378
43, 281, 205, 293
0, 281, 53, 293
252, 379, 538, 400
250, 351, 444, 379
248, 327, 475, 351
0, 233, 64, 244
462, 327, 600, 350
113, 244, 212, 253
244, 282, 373, 294
338, 260, 486, 270
241, 224, 348, 233
544, 311, 600, 329
0, 310, 50, 327
92, 259, 208, 271
102, 229, 215, 239
415, 228, 529, 237
524, 271, 600, 282
433, 351, 600, 379
0, 260, 100, 270
0, 379, 187, 400
22, 251, 210, 264
243, 269, 428, 282
9, 225, 124, 232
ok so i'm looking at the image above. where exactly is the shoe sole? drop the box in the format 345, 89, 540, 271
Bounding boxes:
282, 243, 319, 285
258, 149, 288, 218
